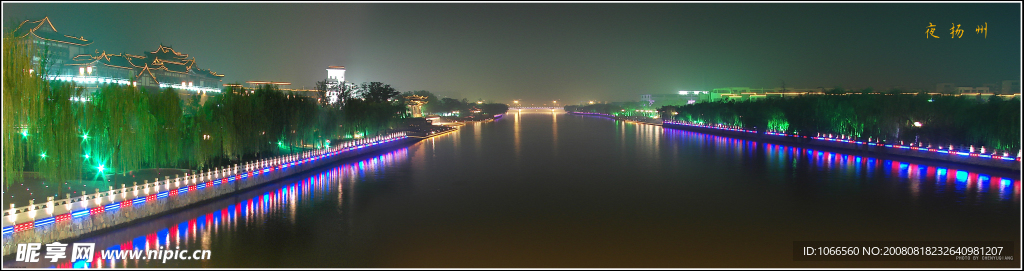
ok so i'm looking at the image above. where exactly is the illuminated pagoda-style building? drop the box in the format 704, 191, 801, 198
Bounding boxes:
405, 95, 428, 118
13, 17, 224, 92
61, 45, 224, 92
11, 17, 93, 69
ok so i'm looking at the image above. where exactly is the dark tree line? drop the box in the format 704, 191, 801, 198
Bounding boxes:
659, 93, 1020, 153
398, 90, 509, 116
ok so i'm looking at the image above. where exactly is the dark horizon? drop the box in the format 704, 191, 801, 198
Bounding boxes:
3, 3, 1020, 103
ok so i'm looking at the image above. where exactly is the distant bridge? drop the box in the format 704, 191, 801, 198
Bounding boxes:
510, 106, 563, 110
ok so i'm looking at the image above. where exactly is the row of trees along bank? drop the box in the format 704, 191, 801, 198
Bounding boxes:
3, 33, 407, 191
657, 93, 1020, 155
313, 84, 510, 117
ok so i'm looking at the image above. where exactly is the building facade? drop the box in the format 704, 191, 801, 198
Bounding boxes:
63, 45, 224, 92
11, 17, 92, 69
326, 66, 346, 88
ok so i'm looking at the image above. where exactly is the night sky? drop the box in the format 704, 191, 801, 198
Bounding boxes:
3, 3, 1020, 104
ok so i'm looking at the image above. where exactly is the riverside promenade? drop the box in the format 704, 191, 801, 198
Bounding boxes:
661, 120, 1021, 171
1, 131, 437, 256
566, 111, 1019, 171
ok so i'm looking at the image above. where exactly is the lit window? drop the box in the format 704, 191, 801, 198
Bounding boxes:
87, 66, 92, 74
79, 67, 84, 75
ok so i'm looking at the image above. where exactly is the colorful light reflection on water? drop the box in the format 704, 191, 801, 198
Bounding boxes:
44, 149, 409, 269
661, 128, 1020, 205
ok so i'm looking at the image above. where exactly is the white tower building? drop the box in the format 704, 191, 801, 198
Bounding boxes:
325, 66, 347, 105
326, 66, 346, 87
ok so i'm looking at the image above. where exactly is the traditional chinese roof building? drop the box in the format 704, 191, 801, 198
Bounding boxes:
14, 17, 224, 93
11, 17, 92, 68
64, 45, 224, 92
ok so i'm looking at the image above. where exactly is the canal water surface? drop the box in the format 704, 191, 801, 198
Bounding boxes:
7, 111, 1020, 268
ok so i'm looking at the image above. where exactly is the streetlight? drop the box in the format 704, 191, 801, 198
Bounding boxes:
913, 121, 922, 127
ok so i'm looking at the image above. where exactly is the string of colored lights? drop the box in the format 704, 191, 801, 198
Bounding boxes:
662, 128, 1019, 202
2, 132, 409, 236
662, 120, 1022, 162
45, 149, 408, 268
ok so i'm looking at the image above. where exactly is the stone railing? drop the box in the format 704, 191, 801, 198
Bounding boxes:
2, 132, 411, 256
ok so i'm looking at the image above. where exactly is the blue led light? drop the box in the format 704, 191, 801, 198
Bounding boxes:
71, 209, 90, 218
34, 217, 56, 228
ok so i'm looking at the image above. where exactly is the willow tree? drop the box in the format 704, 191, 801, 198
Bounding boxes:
192, 93, 224, 169
2, 32, 45, 187
149, 88, 183, 168
36, 81, 85, 192
90, 84, 157, 174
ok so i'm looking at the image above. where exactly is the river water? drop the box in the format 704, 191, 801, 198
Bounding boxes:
7, 110, 1020, 268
